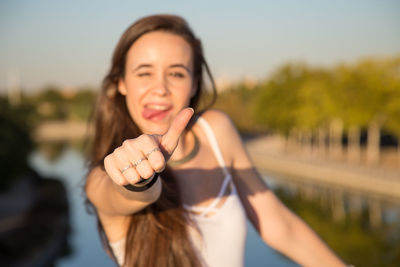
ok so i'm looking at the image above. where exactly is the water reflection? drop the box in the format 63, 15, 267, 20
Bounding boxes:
29, 147, 115, 267
0, 170, 72, 266
268, 178, 400, 267
0, 109, 72, 266
26, 142, 400, 267
36, 140, 87, 163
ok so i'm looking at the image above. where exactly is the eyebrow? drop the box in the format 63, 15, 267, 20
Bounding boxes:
133, 64, 153, 72
133, 63, 192, 74
169, 64, 192, 74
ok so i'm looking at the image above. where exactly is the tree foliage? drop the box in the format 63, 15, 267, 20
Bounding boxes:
215, 56, 400, 142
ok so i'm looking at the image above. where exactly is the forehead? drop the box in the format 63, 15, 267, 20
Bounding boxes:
126, 31, 193, 67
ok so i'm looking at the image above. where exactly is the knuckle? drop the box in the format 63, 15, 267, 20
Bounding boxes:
122, 139, 131, 147
137, 134, 145, 141
128, 177, 140, 185
107, 169, 120, 183
139, 167, 154, 179
160, 139, 172, 154
104, 155, 111, 165
144, 172, 154, 179
139, 134, 152, 144
151, 158, 165, 172
114, 147, 122, 155
154, 164, 165, 173
104, 155, 114, 169
114, 147, 126, 159
125, 170, 139, 183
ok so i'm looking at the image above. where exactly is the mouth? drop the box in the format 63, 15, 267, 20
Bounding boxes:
142, 104, 173, 121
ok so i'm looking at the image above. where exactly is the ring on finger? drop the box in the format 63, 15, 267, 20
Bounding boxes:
120, 164, 132, 174
145, 147, 160, 158
133, 157, 145, 168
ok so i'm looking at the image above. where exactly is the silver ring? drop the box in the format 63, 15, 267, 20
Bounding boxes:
145, 147, 160, 157
120, 164, 132, 174
133, 157, 145, 167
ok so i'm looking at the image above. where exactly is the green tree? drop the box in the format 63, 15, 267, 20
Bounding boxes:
34, 86, 68, 121
349, 58, 398, 164
68, 88, 97, 121
382, 57, 400, 164
253, 63, 309, 136
213, 83, 262, 134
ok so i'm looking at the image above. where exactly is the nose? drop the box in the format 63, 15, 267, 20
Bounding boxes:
151, 73, 169, 96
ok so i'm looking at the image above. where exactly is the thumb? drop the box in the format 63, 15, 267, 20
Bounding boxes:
160, 107, 194, 158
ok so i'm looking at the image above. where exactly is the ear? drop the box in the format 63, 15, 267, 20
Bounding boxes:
118, 79, 127, 96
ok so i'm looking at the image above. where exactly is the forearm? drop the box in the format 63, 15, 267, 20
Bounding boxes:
111, 173, 162, 202
86, 167, 162, 215
269, 210, 346, 267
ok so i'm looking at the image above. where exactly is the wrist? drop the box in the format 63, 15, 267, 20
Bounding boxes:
123, 173, 160, 192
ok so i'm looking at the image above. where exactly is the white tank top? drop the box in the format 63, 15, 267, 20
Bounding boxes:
109, 117, 248, 267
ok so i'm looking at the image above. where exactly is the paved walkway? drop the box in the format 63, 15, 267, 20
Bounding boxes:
245, 135, 400, 201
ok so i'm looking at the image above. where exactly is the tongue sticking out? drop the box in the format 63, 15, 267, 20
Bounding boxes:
142, 107, 171, 120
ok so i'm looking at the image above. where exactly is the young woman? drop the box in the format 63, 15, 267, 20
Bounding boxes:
85, 14, 348, 267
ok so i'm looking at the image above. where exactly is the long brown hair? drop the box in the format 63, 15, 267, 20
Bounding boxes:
86, 14, 216, 266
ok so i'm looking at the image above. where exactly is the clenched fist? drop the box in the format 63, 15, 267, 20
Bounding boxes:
104, 108, 194, 186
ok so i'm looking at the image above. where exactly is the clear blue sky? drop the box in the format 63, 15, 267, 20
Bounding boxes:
1, 0, 399, 92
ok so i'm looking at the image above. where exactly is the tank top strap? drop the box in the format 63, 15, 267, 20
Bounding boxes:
185, 173, 232, 218
186, 117, 233, 218
197, 117, 230, 177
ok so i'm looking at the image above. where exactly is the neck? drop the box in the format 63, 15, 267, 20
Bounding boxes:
169, 129, 195, 163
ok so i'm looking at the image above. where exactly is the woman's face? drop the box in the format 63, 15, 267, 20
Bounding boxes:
118, 31, 196, 135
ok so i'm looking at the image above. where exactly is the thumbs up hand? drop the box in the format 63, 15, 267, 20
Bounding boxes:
104, 108, 194, 186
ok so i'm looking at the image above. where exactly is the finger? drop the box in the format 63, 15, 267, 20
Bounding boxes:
122, 166, 141, 184
113, 147, 141, 184
134, 158, 154, 179
104, 154, 128, 186
124, 136, 163, 177
161, 107, 194, 156
146, 148, 165, 173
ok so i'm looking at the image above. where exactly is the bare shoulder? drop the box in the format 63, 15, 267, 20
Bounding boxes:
199, 109, 243, 163
200, 109, 238, 137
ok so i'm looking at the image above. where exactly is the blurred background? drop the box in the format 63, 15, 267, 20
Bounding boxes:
1, 0, 399, 266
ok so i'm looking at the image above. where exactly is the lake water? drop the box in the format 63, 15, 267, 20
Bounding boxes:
29, 148, 299, 267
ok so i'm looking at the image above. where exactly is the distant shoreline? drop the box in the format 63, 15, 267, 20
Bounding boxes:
34, 121, 92, 142
246, 136, 400, 202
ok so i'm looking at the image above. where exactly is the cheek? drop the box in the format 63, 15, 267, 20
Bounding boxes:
124, 82, 144, 107
176, 87, 193, 107
124, 90, 142, 120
